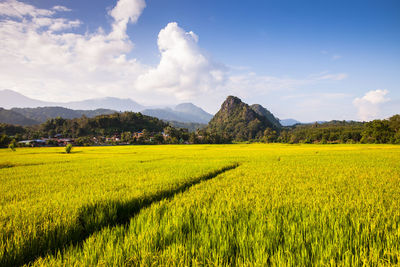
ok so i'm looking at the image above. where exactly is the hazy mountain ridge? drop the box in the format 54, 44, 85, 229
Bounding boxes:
141, 103, 213, 124
0, 107, 117, 126
11, 107, 116, 123
64, 97, 144, 112
0, 90, 50, 109
0, 90, 144, 112
280, 118, 301, 126
0, 90, 212, 124
174, 103, 213, 123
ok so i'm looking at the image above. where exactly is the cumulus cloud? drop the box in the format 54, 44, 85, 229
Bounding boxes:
0, 0, 147, 101
353, 89, 390, 121
108, 0, 146, 39
136, 22, 226, 100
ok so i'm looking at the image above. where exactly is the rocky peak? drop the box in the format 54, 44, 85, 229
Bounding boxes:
221, 96, 245, 112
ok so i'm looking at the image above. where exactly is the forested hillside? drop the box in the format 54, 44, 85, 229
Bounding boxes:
207, 96, 280, 141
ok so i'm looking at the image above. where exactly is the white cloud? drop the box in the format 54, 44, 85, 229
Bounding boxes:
0, 0, 150, 101
0, 0, 54, 18
32, 17, 81, 31
136, 22, 226, 100
52, 6, 72, 12
316, 73, 348, 81
353, 89, 390, 121
108, 0, 146, 39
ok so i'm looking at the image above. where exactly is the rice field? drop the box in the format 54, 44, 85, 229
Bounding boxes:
1, 144, 399, 266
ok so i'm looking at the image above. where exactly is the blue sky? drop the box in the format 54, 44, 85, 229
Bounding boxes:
0, 0, 399, 121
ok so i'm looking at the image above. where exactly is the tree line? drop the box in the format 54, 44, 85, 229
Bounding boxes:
0, 112, 230, 147
272, 115, 400, 144
1, 113, 399, 148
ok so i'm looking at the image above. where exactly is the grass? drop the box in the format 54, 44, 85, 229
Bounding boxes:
1, 144, 399, 266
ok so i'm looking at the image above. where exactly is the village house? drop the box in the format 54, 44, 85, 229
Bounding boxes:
133, 131, 143, 138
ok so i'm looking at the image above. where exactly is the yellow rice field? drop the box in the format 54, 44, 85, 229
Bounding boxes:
1, 144, 399, 266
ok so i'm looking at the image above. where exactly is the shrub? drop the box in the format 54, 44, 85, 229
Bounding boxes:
8, 139, 16, 151
65, 144, 73, 154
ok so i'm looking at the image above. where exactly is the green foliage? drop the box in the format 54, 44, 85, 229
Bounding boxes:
281, 120, 364, 144
40, 112, 168, 138
0, 134, 11, 148
120, 131, 133, 143
74, 136, 94, 146
65, 144, 72, 154
250, 104, 281, 128
263, 128, 278, 143
0, 123, 26, 136
167, 120, 206, 132
207, 96, 280, 141
8, 139, 16, 151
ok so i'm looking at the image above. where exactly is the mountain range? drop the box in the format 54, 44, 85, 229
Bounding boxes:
0, 89, 300, 126
279, 118, 301, 126
141, 103, 212, 124
0, 107, 116, 126
0, 89, 213, 125
0, 89, 144, 111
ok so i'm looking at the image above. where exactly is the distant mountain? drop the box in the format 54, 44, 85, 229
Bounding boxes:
0, 90, 210, 124
174, 103, 213, 123
0, 89, 144, 111
63, 97, 144, 112
0, 108, 39, 126
0, 90, 50, 109
207, 96, 280, 140
11, 107, 116, 123
280, 119, 301, 126
141, 103, 213, 124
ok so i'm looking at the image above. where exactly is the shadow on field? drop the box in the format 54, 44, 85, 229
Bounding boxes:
0, 162, 45, 169
59, 151, 83, 154
3, 163, 240, 267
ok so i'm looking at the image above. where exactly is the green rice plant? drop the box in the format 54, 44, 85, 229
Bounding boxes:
1, 144, 399, 266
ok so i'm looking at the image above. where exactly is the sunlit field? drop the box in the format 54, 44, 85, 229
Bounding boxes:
1, 144, 399, 266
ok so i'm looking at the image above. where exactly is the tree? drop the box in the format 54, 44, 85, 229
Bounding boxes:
153, 133, 164, 144
263, 128, 278, 143
362, 120, 392, 144
141, 129, 150, 140
189, 132, 199, 144
121, 131, 133, 143
0, 134, 11, 148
